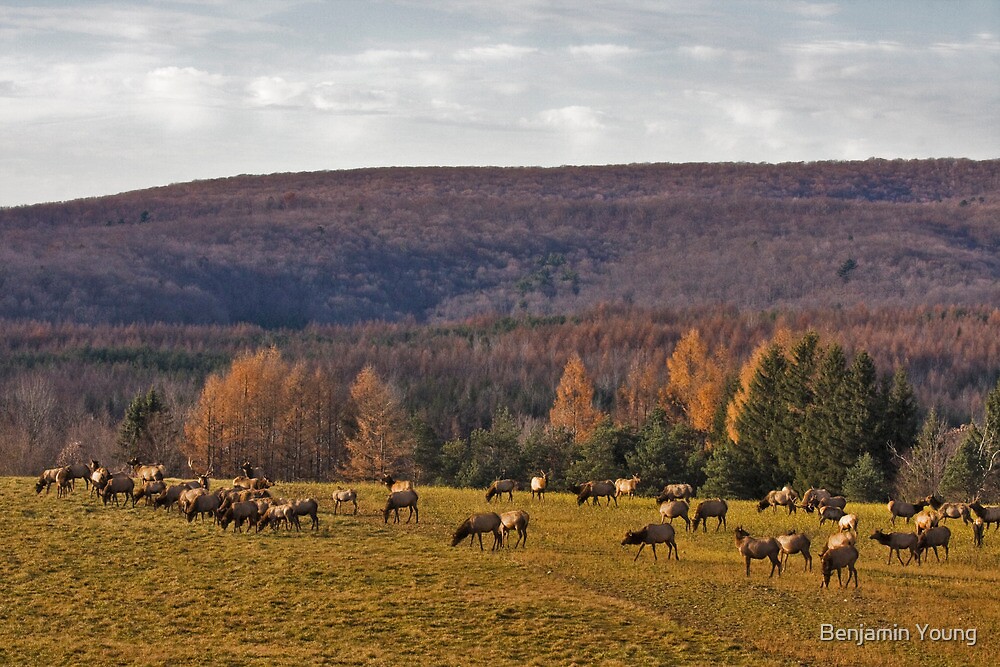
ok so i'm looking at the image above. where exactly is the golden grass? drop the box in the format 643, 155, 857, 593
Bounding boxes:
3, 478, 998, 666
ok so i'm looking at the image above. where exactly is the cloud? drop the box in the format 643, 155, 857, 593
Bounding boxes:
678, 45, 727, 61
568, 44, 637, 59
530, 105, 606, 132
454, 44, 537, 61
246, 76, 307, 107
309, 83, 398, 114
353, 49, 433, 65
144, 66, 226, 102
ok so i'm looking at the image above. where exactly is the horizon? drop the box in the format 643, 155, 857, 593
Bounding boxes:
2, 1, 998, 207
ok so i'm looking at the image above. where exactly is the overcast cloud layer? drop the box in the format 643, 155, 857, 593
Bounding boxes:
1, 0, 997, 206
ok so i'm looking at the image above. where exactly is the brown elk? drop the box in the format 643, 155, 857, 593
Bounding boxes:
185, 491, 222, 523
499, 510, 529, 548
101, 475, 136, 507
692, 498, 728, 532
656, 483, 694, 503
820, 530, 856, 557
658, 500, 691, 531
916, 526, 951, 563
451, 513, 502, 550
154, 483, 189, 511
34, 468, 61, 494
869, 530, 919, 566
217, 500, 260, 533
973, 518, 985, 547
775, 531, 812, 572
577, 480, 617, 507
817, 505, 846, 525
126, 457, 165, 483
821, 545, 859, 588
838, 513, 858, 533
800, 488, 832, 512
969, 501, 1000, 530
55, 466, 75, 498
817, 496, 847, 511
758, 487, 798, 514
622, 523, 678, 562
530, 471, 548, 501
134, 480, 167, 506
615, 474, 641, 500
937, 502, 972, 524
289, 498, 320, 531
384, 489, 419, 524
380, 473, 414, 493
485, 479, 515, 503
333, 488, 358, 515
734, 526, 782, 577
914, 510, 940, 534
887, 498, 929, 524
233, 475, 272, 491
186, 458, 214, 491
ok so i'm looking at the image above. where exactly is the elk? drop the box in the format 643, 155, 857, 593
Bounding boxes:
290, 498, 320, 531
758, 487, 798, 514
498, 510, 529, 548
838, 513, 858, 533
821, 545, 859, 588
622, 523, 678, 562
530, 471, 549, 501
615, 474, 641, 500
257, 504, 297, 532
332, 488, 358, 515
692, 498, 728, 532
34, 468, 61, 495
451, 513, 502, 550
240, 460, 265, 479
217, 501, 261, 533
658, 500, 691, 531
656, 483, 694, 503
485, 479, 515, 503
916, 526, 951, 563
185, 491, 222, 523
154, 483, 189, 512
384, 489, 419, 524
60, 463, 93, 490
133, 480, 167, 506
973, 518, 985, 547
775, 531, 812, 571
817, 505, 845, 525
186, 459, 214, 491
969, 502, 1000, 530
820, 530, 856, 557
869, 530, 919, 566
800, 488, 832, 512
914, 510, 940, 534
380, 473, 414, 493
734, 527, 782, 577
576, 480, 618, 507
817, 496, 847, 511
233, 475, 272, 491
126, 457, 165, 483
101, 475, 136, 507
887, 498, 929, 524
55, 466, 74, 498
937, 502, 972, 524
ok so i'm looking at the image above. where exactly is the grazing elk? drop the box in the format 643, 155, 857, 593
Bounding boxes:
290, 498, 320, 531
133, 480, 167, 506
485, 479, 516, 503
937, 502, 972, 524
217, 501, 260, 533
838, 513, 858, 533
916, 526, 951, 563
530, 471, 549, 501
59, 463, 93, 490
758, 486, 798, 514
384, 489, 419, 524
658, 500, 691, 531
55, 466, 75, 498
969, 502, 1000, 530
126, 457, 165, 483
734, 527, 782, 577
692, 498, 728, 532
615, 474, 641, 500
498, 510, 529, 548
869, 530, 919, 566
576, 480, 617, 507
257, 504, 297, 532
820, 530, 856, 557
622, 524, 678, 562
656, 483, 694, 503
185, 491, 222, 523
817, 505, 846, 526
821, 545, 859, 588
887, 498, 929, 524
101, 475, 136, 507
800, 488, 832, 512
332, 488, 358, 515
775, 531, 812, 572
34, 468, 61, 495
914, 510, 941, 534
380, 473, 414, 493
451, 513, 502, 551
154, 483, 189, 512
817, 496, 847, 511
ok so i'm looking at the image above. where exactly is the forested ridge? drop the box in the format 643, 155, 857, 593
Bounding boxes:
2, 159, 1000, 497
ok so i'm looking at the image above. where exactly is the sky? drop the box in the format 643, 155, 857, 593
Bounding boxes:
1, 0, 997, 207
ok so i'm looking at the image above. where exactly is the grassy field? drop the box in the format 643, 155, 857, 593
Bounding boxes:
2, 478, 998, 666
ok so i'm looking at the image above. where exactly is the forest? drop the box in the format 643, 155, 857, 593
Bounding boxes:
2, 159, 999, 499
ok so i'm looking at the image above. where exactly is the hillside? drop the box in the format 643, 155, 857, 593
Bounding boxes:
1, 159, 998, 327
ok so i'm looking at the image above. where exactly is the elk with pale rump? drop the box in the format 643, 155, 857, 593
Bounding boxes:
820, 545, 859, 588
692, 499, 728, 532
775, 531, 812, 572
622, 523, 678, 562
916, 526, 951, 563
530, 471, 548, 501
126, 457, 165, 483
888, 497, 929, 524
332, 488, 358, 515
758, 487, 798, 514
451, 513, 502, 551
969, 502, 1000, 530
576, 480, 617, 507
498, 510, 529, 548
384, 489, 419, 524
734, 526, 782, 577
656, 483, 694, 503
658, 500, 690, 531
485, 479, 515, 503
615, 474, 640, 500
380, 473, 414, 493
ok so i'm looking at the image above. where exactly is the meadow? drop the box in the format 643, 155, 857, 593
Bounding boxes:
3, 478, 998, 666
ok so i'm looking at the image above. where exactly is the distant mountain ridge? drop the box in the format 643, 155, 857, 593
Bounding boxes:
1, 159, 997, 327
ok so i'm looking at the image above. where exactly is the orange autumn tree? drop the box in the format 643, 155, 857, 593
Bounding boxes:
344, 365, 413, 481
615, 352, 662, 430
550, 353, 605, 443
661, 329, 730, 433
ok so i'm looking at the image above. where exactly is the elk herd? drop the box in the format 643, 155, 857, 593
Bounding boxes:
32, 460, 998, 588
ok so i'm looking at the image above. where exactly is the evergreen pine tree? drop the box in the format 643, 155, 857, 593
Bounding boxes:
939, 428, 986, 501
733, 345, 787, 496
842, 452, 888, 502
